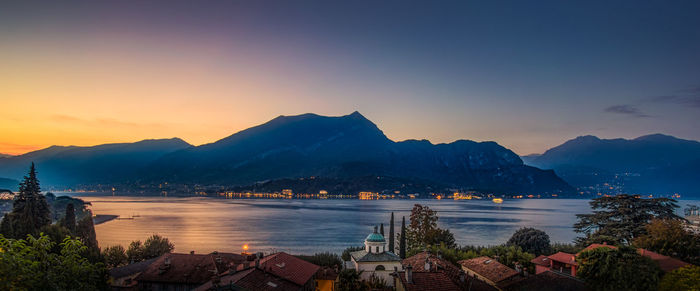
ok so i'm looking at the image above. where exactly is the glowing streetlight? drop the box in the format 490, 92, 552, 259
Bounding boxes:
243, 244, 249, 252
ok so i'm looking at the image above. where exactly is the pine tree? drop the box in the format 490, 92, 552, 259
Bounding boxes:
77, 211, 99, 254
389, 212, 395, 253
380, 223, 384, 237
62, 203, 76, 234
400, 216, 406, 259
4, 163, 51, 238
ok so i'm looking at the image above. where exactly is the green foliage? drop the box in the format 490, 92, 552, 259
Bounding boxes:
388, 212, 395, 253
367, 272, 388, 289
337, 269, 368, 291
633, 218, 700, 265
1, 163, 51, 239
102, 245, 128, 268
60, 203, 76, 234
400, 216, 406, 259
574, 195, 681, 245
126, 240, 145, 263
408, 243, 480, 266
76, 213, 99, 256
125, 234, 174, 263
506, 227, 550, 256
478, 245, 535, 272
406, 204, 456, 252
658, 265, 700, 291
577, 246, 662, 291
39, 224, 72, 253
296, 252, 342, 268
0, 233, 108, 290
341, 246, 364, 261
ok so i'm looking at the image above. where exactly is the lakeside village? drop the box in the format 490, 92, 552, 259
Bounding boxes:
2, 165, 700, 290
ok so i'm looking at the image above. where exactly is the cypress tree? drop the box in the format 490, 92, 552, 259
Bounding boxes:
380, 223, 384, 237
77, 211, 99, 251
62, 203, 76, 234
6, 163, 51, 238
389, 212, 395, 253
400, 216, 406, 259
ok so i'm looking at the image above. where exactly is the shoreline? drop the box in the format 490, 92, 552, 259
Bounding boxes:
93, 214, 118, 225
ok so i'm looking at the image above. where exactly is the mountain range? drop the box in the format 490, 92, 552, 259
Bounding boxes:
522, 134, 700, 196
0, 112, 571, 195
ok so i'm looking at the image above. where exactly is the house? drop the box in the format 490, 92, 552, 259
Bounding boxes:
531, 243, 691, 278
458, 257, 522, 290
135, 251, 248, 290
503, 270, 587, 291
394, 251, 496, 291
315, 267, 338, 291
531, 252, 578, 277
196, 252, 320, 291
348, 226, 403, 286
109, 258, 158, 290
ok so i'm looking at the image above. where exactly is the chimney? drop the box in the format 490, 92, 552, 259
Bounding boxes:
164, 256, 171, 267
405, 265, 413, 284
424, 259, 431, 272
459, 270, 466, 283
190, 250, 195, 255
255, 258, 260, 269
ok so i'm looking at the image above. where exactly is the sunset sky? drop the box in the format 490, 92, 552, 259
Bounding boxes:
2, 0, 699, 156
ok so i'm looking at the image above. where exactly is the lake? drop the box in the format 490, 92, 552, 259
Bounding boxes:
67, 195, 697, 255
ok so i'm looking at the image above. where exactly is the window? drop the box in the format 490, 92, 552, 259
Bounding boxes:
375, 265, 385, 271
376, 246, 379, 253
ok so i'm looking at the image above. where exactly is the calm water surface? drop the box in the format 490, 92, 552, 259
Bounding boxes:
67, 195, 606, 255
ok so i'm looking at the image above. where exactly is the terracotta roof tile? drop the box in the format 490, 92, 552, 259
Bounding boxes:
258, 252, 320, 286
504, 271, 586, 291
547, 252, 577, 266
458, 257, 519, 284
396, 271, 497, 291
530, 255, 550, 267
637, 249, 690, 272
135, 252, 247, 285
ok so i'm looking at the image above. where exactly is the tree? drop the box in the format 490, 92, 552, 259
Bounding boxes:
337, 269, 367, 291
76, 213, 98, 251
142, 234, 174, 259
479, 245, 535, 272
296, 252, 342, 268
405, 204, 456, 250
507, 227, 551, 256
61, 203, 76, 234
1, 163, 51, 239
658, 265, 700, 291
380, 223, 384, 237
126, 240, 145, 263
577, 246, 662, 291
574, 195, 681, 245
388, 212, 395, 253
633, 218, 700, 265
399, 216, 406, 259
0, 234, 108, 290
102, 245, 128, 268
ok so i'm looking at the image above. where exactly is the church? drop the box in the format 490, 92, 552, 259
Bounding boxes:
349, 226, 403, 286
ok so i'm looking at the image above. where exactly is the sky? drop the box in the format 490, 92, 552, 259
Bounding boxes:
1, 0, 699, 156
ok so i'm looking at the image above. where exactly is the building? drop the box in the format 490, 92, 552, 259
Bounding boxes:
395, 251, 496, 291
531, 243, 691, 277
348, 226, 403, 286
196, 252, 320, 291
109, 258, 158, 290
315, 267, 338, 291
135, 251, 248, 290
531, 252, 578, 277
458, 257, 522, 290
503, 270, 586, 291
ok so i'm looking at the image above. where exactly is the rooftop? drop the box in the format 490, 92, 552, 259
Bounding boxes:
504, 270, 586, 291
530, 255, 550, 267
458, 256, 519, 284
350, 250, 401, 262
547, 252, 578, 266
135, 252, 247, 285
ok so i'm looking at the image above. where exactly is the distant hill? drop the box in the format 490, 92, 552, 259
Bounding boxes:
0, 138, 192, 187
144, 112, 572, 194
523, 134, 700, 197
0, 112, 573, 194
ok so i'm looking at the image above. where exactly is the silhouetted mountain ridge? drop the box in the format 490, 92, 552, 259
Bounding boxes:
522, 134, 700, 196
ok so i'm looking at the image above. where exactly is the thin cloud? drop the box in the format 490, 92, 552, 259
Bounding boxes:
604, 104, 651, 118
650, 94, 700, 108
50, 115, 168, 129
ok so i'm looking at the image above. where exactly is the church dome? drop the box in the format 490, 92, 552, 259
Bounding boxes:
366, 232, 386, 243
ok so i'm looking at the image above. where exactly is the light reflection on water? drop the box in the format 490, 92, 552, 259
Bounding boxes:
67, 195, 698, 255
